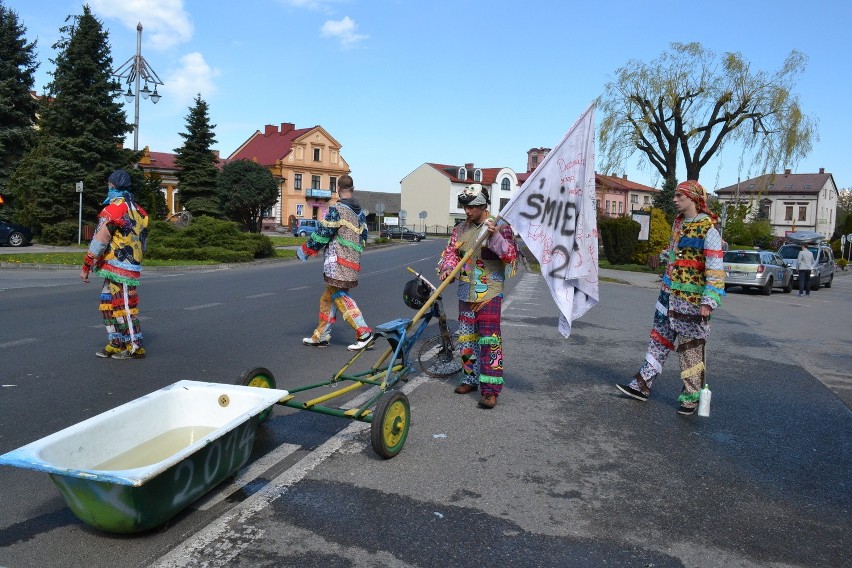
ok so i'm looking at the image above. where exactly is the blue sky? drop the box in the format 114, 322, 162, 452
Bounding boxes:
8, 0, 852, 194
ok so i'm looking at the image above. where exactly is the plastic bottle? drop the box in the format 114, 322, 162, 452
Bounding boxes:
697, 384, 712, 417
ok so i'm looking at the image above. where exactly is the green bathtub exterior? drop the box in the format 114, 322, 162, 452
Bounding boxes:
49, 418, 259, 533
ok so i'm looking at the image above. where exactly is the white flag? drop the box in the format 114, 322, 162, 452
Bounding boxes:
500, 103, 598, 338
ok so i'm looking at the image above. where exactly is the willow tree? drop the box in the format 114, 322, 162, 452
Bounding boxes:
597, 42, 817, 185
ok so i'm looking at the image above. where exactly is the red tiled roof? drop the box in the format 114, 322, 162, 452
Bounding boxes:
427, 163, 507, 184
146, 151, 179, 170
595, 173, 658, 192
228, 123, 314, 167
715, 171, 834, 195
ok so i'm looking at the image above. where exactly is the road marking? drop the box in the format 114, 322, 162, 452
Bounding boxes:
153, 377, 427, 568
245, 292, 276, 299
183, 303, 223, 310
0, 338, 39, 349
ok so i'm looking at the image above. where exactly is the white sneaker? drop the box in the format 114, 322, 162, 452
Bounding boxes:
347, 333, 374, 351
303, 337, 329, 347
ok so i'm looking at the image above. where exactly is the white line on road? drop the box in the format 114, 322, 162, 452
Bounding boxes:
183, 303, 223, 310
0, 338, 39, 349
245, 292, 277, 299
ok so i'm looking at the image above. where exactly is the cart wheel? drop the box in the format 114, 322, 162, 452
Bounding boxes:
370, 392, 410, 459
237, 367, 277, 424
417, 334, 462, 378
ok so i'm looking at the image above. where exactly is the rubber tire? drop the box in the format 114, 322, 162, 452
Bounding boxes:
812, 277, 820, 291
825, 274, 833, 288
370, 391, 410, 459
299, 230, 307, 237
760, 277, 773, 296
418, 333, 462, 378
8, 231, 25, 247
237, 367, 277, 424
783, 277, 793, 293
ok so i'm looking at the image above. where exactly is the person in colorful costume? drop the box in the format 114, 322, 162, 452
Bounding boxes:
617, 180, 725, 415
298, 174, 373, 351
438, 184, 518, 409
80, 169, 149, 359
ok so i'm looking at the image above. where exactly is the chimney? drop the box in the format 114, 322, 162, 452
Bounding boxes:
280, 122, 295, 134
465, 163, 474, 170
784, 168, 791, 175
819, 167, 825, 174
212, 150, 220, 159
264, 124, 277, 136
622, 174, 627, 180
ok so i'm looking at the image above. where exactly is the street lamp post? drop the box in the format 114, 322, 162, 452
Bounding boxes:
112, 23, 163, 151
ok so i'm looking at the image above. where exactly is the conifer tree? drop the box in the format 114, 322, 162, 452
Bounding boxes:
174, 94, 220, 217
8, 5, 133, 232
0, 1, 39, 220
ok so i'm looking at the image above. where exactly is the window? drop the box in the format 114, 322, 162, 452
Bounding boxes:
330, 177, 337, 193
617, 202, 623, 214
294, 174, 302, 191
531, 154, 538, 168
313, 147, 321, 162
296, 204, 304, 217
311, 175, 321, 190
630, 194, 638, 203
798, 205, 807, 221
501, 178, 510, 192
643, 196, 650, 204
611, 202, 616, 214
473, 169, 482, 182
785, 205, 793, 220
605, 200, 610, 212
458, 167, 467, 180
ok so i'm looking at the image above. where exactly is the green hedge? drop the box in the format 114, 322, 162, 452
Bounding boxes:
599, 215, 640, 265
146, 217, 274, 262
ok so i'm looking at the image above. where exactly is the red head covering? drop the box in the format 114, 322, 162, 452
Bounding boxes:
676, 180, 718, 221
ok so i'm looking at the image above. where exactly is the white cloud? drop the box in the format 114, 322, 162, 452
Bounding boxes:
321, 16, 368, 48
280, 0, 347, 14
163, 52, 220, 106
89, 0, 193, 50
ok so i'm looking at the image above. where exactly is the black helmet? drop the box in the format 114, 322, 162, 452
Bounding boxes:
403, 278, 431, 309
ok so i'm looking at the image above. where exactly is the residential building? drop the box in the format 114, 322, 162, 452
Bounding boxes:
227, 122, 350, 228
715, 168, 839, 239
596, 174, 659, 217
400, 162, 520, 229
137, 147, 181, 214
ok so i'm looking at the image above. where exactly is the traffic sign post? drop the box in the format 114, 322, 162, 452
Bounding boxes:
76, 181, 84, 245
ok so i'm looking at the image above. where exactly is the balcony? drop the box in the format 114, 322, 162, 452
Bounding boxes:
305, 188, 333, 199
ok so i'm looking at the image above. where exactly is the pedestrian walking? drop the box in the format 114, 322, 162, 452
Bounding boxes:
796, 243, 815, 296
298, 174, 373, 351
437, 184, 518, 409
616, 180, 725, 415
79, 169, 149, 359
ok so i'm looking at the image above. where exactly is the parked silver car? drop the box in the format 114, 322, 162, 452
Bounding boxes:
723, 250, 793, 295
777, 232, 835, 290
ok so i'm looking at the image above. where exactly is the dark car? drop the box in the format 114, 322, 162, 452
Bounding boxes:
380, 227, 425, 241
0, 220, 32, 247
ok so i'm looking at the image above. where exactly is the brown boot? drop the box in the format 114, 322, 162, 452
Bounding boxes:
454, 383, 477, 394
478, 394, 497, 409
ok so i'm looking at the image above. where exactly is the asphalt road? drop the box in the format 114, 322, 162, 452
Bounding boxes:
1, 240, 850, 567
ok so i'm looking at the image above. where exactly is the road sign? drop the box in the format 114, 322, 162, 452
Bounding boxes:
75, 181, 83, 193
419, 211, 427, 219
375, 202, 385, 215
399, 209, 407, 221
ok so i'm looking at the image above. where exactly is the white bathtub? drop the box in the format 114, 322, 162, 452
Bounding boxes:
0, 380, 288, 533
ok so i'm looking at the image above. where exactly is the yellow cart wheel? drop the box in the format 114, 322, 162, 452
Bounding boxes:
237, 367, 277, 424
370, 391, 410, 459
